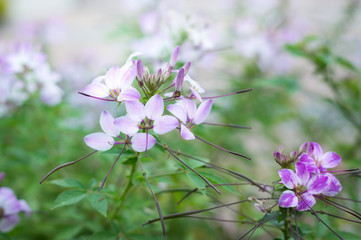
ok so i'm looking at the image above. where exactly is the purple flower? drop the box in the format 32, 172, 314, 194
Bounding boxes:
167, 98, 212, 140
278, 162, 330, 211
79, 53, 141, 102
114, 94, 179, 152
300, 142, 342, 173
0, 187, 31, 233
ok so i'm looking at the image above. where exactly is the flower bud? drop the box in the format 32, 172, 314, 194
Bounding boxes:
170, 46, 180, 69
290, 151, 298, 160
299, 142, 307, 153
175, 68, 185, 91
274, 151, 283, 164
307, 142, 314, 156
183, 61, 191, 75
137, 60, 144, 86
279, 145, 284, 153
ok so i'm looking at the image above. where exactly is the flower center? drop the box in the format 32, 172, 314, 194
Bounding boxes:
0, 207, 4, 219
295, 185, 307, 194
109, 88, 120, 100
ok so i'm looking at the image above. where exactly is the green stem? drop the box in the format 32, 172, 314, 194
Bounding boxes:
110, 162, 137, 219
283, 218, 289, 240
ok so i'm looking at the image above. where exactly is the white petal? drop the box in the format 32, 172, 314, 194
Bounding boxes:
113, 116, 139, 136
125, 100, 145, 122
193, 99, 212, 125
84, 133, 114, 151
100, 110, 118, 137
180, 124, 195, 140
145, 94, 164, 121
131, 133, 156, 152
167, 104, 187, 123
153, 115, 179, 134
117, 86, 140, 102
81, 82, 109, 98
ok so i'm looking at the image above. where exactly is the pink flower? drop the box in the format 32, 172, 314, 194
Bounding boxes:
114, 94, 178, 152
79, 53, 141, 102
278, 162, 331, 211
167, 98, 212, 140
0, 187, 31, 233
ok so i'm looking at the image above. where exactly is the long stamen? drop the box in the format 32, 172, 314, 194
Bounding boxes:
145, 129, 149, 157
78, 92, 116, 101
202, 122, 252, 129
322, 168, 360, 173
195, 135, 251, 160
202, 88, 253, 99
98, 145, 126, 191
39, 150, 98, 184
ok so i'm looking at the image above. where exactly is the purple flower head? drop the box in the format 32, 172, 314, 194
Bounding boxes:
84, 110, 123, 151
167, 98, 213, 140
0, 187, 31, 233
278, 162, 330, 211
79, 52, 141, 103
114, 94, 178, 152
300, 142, 341, 173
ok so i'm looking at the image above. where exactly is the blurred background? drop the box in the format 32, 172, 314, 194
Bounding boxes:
0, 0, 360, 239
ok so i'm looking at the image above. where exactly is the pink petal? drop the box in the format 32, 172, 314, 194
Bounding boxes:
104, 66, 120, 90
190, 87, 202, 102
297, 192, 316, 211
182, 98, 197, 120
180, 124, 195, 140
307, 174, 330, 195
81, 82, 109, 98
308, 142, 323, 160
0, 187, 21, 215
100, 110, 118, 137
145, 94, 164, 121
153, 116, 179, 134
170, 46, 179, 68
125, 100, 145, 122
117, 86, 140, 102
321, 173, 342, 197
167, 104, 187, 123
0, 214, 20, 233
131, 133, 156, 152
84, 133, 114, 151
113, 116, 139, 136
193, 99, 212, 125
295, 162, 311, 186
320, 152, 341, 169
299, 153, 317, 173
278, 190, 298, 208
18, 200, 31, 217
278, 169, 298, 189
119, 67, 137, 86
175, 68, 184, 91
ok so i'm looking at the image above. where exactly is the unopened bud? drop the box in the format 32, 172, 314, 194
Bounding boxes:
307, 142, 314, 156
137, 60, 144, 82
299, 142, 308, 153
170, 46, 180, 69
183, 61, 191, 75
156, 68, 162, 78
274, 151, 283, 164
278, 145, 284, 153
290, 151, 298, 160
175, 68, 185, 91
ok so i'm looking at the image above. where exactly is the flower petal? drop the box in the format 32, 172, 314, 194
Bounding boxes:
81, 82, 109, 98
299, 153, 317, 173
0, 214, 20, 233
308, 142, 323, 160
321, 173, 342, 197
190, 87, 202, 102
320, 152, 341, 169
193, 99, 212, 125
125, 100, 145, 122
117, 86, 140, 102
295, 162, 311, 186
119, 67, 137, 87
182, 98, 197, 120
18, 200, 31, 217
307, 174, 330, 195
104, 66, 120, 90
297, 192, 316, 211
278, 169, 298, 189
84, 133, 114, 151
175, 68, 184, 91
131, 133, 156, 152
153, 115, 179, 134
167, 104, 187, 123
145, 94, 164, 121
113, 116, 139, 136
180, 124, 195, 140
100, 110, 118, 137
278, 190, 298, 208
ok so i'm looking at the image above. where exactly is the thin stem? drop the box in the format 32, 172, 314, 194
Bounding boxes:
166, 147, 221, 195
119, 162, 137, 202
177, 188, 198, 205
317, 197, 361, 220
139, 159, 166, 239
143, 199, 250, 226
160, 83, 175, 94
246, 203, 278, 240
78, 92, 116, 101
39, 150, 98, 184
331, 196, 361, 203
293, 209, 300, 240
194, 135, 251, 160
98, 145, 126, 191
316, 211, 361, 224
202, 88, 253, 99
283, 209, 289, 240
318, 217, 344, 240
202, 122, 252, 129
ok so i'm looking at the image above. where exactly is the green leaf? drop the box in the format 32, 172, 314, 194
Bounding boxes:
186, 172, 207, 195
121, 156, 138, 165
335, 56, 357, 71
277, 207, 288, 223
49, 178, 85, 189
200, 172, 240, 196
53, 190, 87, 209
284, 44, 307, 57
88, 231, 118, 240
88, 193, 108, 217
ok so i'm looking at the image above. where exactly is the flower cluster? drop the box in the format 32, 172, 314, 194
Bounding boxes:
277, 142, 342, 211
0, 43, 62, 117
80, 46, 220, 154
0, 173, 31, 233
